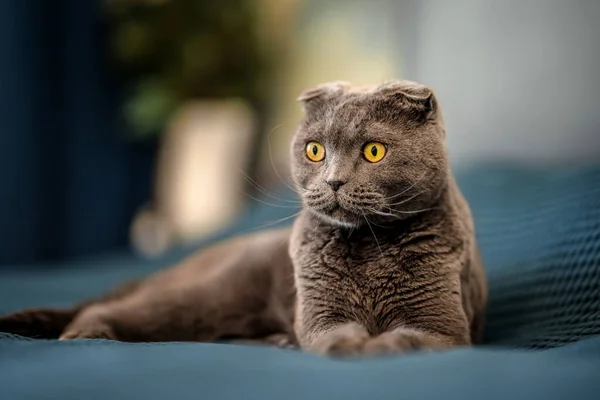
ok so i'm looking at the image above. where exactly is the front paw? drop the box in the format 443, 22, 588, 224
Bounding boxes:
59, 324, 116, 341
311, 322, 370, 357
363, 328, 451, 356
263, 333, 298, 350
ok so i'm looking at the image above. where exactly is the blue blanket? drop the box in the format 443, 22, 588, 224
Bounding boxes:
1, 164, 599, 399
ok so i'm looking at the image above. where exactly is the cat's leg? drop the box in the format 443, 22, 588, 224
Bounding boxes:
58, 306, 117, 340
362, 327, 455, 355
361, 290, 472, 355
60, 267, 292, 343
228, 333, 298, 349
0, 229, 294, 343
306, 323, 468, 357
0, 308, 81, 339
308, 322, 371, 356
297, 274, 472, 356
359, 299, 472, 355
0, 280, 145, 339
301, 323, 462, 357
60, 234, 295, 342
60, 298, 289, 343
59, 292, 291, 343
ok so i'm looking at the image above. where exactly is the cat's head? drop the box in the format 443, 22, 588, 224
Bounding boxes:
290, 80, 448, 228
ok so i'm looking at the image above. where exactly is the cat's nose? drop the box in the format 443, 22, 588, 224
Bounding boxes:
327, 180, 346, 191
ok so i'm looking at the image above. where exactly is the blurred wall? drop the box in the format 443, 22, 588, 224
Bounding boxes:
264, 0, 403, 175
403, 0, 600, 165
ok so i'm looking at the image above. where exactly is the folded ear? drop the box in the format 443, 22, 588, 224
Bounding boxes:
297, 81, 350, 117
378, 80, 438, 121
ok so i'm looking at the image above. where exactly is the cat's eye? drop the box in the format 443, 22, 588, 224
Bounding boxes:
305, 141, 325, 162
363, 142, 387, 163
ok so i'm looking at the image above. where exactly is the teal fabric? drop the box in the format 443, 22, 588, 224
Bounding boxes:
1, 164, 599, 399
459, 165, 600, 348
0, 334, 599, 400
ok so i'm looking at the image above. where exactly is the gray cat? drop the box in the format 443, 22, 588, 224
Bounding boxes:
0, 80, 487, 356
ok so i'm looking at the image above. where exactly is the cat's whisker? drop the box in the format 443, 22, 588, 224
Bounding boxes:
387, 190, 427, 207
346, 223, 355, 238
312, 216, 322, 233
383, 171, 429, 201
306, 190, 336, 209
366, 204, 435, 219
394, 207, 437, 215
367, 219, 389, 228
266, 122, 303, 195
345, 215, 361, 238
366, 208, 397, 218
239, 191, 302, 209
303, 190, 327, 201
367, 208, 398, 219
363, 214, 383, 257
249, 211, 302, 232
289, 175, 309, 192
239, 169, 302, 204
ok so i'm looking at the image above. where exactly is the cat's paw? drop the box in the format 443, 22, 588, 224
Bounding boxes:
59, 325, 116, 341
311, 322, 370, 356
362, 328, 450, 355
263, 333, 298, 349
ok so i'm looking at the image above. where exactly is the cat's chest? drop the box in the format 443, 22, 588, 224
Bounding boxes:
294, 229, 415, 331
293, 226, 410, 288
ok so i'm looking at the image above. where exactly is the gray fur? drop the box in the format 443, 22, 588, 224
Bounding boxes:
290, 80, 486, 355
0, 80, 487, 357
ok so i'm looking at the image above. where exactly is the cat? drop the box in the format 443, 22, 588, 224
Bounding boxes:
0, 80, 487, 356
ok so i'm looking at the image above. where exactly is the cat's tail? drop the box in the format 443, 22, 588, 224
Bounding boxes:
0, 279, 143, 339
0, 306, 83, 339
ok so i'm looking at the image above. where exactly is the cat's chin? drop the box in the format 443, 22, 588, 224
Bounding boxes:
309, 209, 360, 229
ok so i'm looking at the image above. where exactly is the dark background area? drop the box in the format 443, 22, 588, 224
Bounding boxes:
0, 1, 155, 264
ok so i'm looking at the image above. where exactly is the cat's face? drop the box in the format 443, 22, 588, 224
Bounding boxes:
290, 81, 448, 228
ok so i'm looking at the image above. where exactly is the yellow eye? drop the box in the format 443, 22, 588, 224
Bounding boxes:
363, 142, 387, 163
305, 141, 325, 162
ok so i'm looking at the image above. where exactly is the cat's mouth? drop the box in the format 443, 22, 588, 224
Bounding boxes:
324, 199, 349, 215
329, 202, 341, 212
304, 190, 387, 228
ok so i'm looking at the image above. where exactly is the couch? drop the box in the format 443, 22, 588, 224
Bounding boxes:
1, 163, 599, 399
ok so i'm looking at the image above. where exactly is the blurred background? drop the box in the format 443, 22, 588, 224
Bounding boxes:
0, 0, 599, 266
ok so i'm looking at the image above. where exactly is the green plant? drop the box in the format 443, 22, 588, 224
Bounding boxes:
105, 0, 268, 140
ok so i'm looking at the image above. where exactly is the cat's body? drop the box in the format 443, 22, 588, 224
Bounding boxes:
0, 80, 487, 356
1, 228, 296, 344
291, 181, 485, 354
